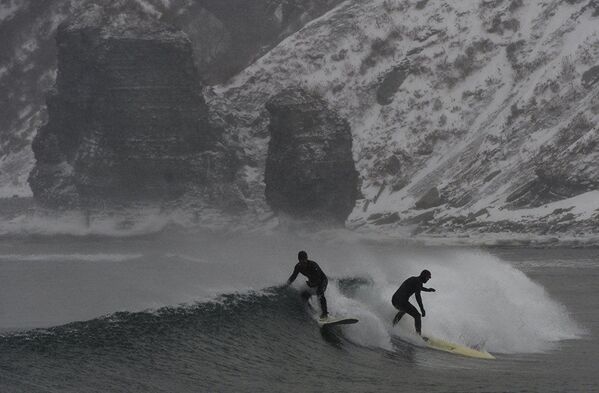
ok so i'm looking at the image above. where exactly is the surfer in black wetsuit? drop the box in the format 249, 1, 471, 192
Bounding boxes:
392, 270, 435, 335
286, 251, 329, 319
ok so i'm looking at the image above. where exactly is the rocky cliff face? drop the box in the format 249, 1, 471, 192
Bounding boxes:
0, 0, 341, 198
4, 0, 599, 242
28, 7, 226, 207
264, 88, 358, 224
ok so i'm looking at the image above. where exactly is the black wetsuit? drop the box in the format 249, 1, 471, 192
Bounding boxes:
288, 260, 328, 316
392, 276, 428, 334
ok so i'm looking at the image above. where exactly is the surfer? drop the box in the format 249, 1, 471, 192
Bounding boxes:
392, 269, 435, 335
286, 251, 329, 320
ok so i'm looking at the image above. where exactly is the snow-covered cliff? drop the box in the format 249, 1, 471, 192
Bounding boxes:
212, 0, 599, 243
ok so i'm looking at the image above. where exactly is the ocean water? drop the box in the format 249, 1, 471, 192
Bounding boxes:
0, 229, 597, 392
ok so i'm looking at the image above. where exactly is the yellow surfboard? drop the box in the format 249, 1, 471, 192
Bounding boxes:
423, 336, 495, 360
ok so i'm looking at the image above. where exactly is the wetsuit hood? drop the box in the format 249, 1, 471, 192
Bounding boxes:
420, 269, 431, 283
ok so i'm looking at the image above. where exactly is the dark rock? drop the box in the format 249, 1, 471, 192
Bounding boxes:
361, 37, 399, 73
483, 170, 501, 182
368, 213, 385, 221
376, 61, 410, 105
31, 121, 63, 165
375, 150, 412, 187
448, 192, 472, 208
28, 7, 230, 207
415, 0, 429, 9
362, 200, 371, 212
579, 0, 599, 17
581, 65, 599, 88
451, 215, 468, 226
406, 47, 424, 56
505, 40, 527, 76
488, 219, 526, 233
391, 178, 409, 192
556, 213, 576, 222
384, 155, 402, 173
486, 13, 520, 35
505, 175, 586, 210
472, 208, 489, 218
264, 88, 359, 224
373, 181, 387, 203
550, 207, 574, 215
453, 39, 495, 80
415, 187, 443, 209
464, 220, 486, 229
509, 0, 524, 11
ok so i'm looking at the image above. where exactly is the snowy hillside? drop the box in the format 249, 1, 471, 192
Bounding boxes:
214, 0, 599, 243
2, 0, 599, 243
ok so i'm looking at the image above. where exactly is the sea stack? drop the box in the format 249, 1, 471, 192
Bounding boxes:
264, 87, 359, 224
29, 6, 221, 207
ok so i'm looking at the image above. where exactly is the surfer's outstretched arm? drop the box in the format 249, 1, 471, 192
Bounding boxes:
286, 264, 300, 285
422, 287, 436, 292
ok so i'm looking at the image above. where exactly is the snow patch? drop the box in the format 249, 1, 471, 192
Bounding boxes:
487, 190, 599, 222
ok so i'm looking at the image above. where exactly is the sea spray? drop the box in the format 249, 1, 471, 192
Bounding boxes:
329, 248, 584, 354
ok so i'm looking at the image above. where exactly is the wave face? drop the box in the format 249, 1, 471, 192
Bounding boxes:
0, 280, 587, 392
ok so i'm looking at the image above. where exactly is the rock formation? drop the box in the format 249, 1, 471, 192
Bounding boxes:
1, 0, 344, 199
264, 88, 359, 224
29, 6, 229, 207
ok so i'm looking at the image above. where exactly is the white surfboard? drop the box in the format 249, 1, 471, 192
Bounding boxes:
316, 316, 359, 328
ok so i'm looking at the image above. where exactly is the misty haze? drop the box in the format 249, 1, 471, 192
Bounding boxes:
0, 1, 598, 392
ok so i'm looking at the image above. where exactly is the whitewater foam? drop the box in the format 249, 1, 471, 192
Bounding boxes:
320, 249, 585, 354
